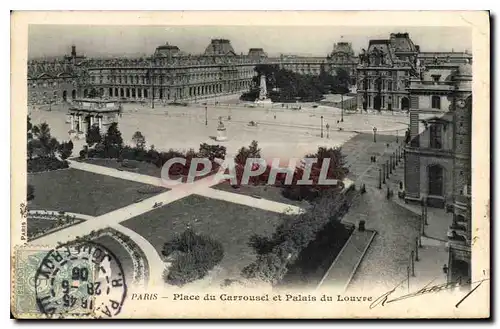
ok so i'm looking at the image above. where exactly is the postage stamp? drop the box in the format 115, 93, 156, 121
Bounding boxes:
10, 11, 490, 319
13, 242, 127, 319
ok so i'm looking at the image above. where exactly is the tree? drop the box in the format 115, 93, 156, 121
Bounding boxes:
32, 122, 52, 156
104, 122, 123, 149
27, 116, 33, 141
248, 140, 261, 158
58, 140, 74, 160
27, 184, 35, 201
87, 88, 101, 98
132, 131, 146, 150
86, 125, 102, 146
198, 143, 226, 161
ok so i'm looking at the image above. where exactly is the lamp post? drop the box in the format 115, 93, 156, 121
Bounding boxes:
396, 129, 399, 143
415, 237, 420, 261
373, 127, 377, 143
341, 93, 344, 122
326, 123, 330, 139
410, 250, 415, 277
378, 168, 382, 189
321, 115, 324, 138
205, 106, 208, 126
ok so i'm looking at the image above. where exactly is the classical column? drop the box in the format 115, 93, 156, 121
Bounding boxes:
70, 114, 74, 131
89, 115, 94, 127
78, 115, 82, 133
98, 116, 102, 130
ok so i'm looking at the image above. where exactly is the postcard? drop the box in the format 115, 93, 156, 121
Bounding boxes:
10, 11, 490, 319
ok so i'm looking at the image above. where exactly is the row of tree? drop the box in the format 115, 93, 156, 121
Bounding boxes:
27, 116, 73, 173
240, 65, 350, 103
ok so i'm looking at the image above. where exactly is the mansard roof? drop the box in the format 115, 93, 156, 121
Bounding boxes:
331, 42, 355, 56
204, 39, 236, 56
154, 43, 181, 57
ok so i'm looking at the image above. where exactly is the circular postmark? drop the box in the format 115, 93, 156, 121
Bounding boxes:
34, 241, 127, 318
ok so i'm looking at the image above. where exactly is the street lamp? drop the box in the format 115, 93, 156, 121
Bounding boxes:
326, 123, 330, 139
373, 127, 377, 143
341, 93, 344, 122
320, 116, 324, 138
205, 106, 208, 126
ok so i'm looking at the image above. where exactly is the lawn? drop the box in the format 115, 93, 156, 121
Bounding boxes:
121, 194, 286, 284
27, 217, 85, 241
79, 158, 162, 177
212, 182, 309, 208
28, 168, 168, 216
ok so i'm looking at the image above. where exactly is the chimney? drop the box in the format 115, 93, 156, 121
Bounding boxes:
71, 45, 76, 57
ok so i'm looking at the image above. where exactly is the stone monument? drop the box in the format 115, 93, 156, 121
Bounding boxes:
255, 74, 273, 104
216, 116, 228, 141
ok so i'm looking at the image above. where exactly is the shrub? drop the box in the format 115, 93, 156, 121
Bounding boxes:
121, 160, 138, 169
27, 157, 69, 173
198, 143, 226, 161
248, 234, 278, 255
241, 252, 287, 284
163, 229, 224, 286
86, 125, 102, 146
243, 191, 353, 285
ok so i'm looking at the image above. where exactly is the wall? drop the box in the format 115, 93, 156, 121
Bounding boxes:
418, 155, 454, 201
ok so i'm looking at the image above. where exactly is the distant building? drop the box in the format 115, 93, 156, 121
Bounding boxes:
27, 35, 472, 107
326, 41, 359, 85
248, 48, 268, 59
278, 54, 326, 76
27, 45, 84, 106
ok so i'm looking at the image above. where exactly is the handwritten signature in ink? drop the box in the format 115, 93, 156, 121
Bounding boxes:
369, 277, 489, 309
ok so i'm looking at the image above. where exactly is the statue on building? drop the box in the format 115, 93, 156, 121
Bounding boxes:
379, 48, 386, 65
359, 49, 369, 66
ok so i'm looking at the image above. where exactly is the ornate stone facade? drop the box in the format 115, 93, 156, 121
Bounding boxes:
356, 33, 471, 111
27, 46, 85, 106
326, 41, 358, 84
28, 39, 359, 106
27, 35, 472, 107
403, 60, 472, 285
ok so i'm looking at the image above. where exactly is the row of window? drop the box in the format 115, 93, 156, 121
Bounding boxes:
30, 80, 75, 88
89, 71, 249, 84
362, 70, 408, 77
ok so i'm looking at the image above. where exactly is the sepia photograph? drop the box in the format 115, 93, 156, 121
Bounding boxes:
10, 11, 490, 319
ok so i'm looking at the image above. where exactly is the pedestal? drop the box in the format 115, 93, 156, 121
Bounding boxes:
216, 127, 228, 141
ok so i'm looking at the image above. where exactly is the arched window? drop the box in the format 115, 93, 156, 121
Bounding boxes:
431, 95, 441, 109
428, 164, 444, 196
429, 124, 442, 149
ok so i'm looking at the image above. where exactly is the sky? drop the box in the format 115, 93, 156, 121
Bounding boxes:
28, 25, 472, 59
